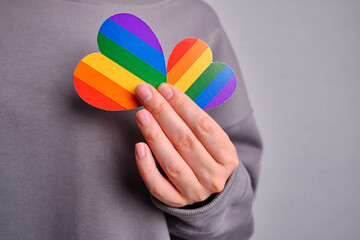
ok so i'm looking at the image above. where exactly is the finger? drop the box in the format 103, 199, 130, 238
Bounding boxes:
158, 83, 238, 168
135, 83, 220, 184
135, 142, 185, 207
136, 109, 205, 200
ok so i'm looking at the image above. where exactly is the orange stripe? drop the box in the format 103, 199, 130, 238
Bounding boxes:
167, 39, 209, 85
74, 76, 126, 111
167, 38, 198, 72
74, 61, 141, 109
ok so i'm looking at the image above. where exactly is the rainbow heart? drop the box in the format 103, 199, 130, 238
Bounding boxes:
74, 13, 237, 111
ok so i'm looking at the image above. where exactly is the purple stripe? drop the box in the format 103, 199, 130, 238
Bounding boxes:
204, 75, 237, 109
110, 13, 163, 53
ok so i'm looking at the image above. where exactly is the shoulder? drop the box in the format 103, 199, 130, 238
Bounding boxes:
178, 0, 217, 12
168, 0, 222, 27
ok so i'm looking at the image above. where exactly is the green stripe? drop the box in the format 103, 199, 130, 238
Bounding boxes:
185, 63, 226, 100
97, 33, 166, 88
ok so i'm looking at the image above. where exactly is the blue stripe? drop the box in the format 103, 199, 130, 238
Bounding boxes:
194, 65, 235, 109
99, 19, 166, 75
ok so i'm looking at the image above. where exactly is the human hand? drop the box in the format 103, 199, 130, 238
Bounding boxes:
134, 83, 239, 208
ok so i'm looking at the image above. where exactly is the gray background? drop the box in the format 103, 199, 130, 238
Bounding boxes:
205, 0, 360, 239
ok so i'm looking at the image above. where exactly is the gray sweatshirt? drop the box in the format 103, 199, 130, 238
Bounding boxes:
0, 0, 263, 239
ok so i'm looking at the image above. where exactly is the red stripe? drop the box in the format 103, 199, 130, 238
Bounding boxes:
167, 38, 198, 72
74, 76, 127, 111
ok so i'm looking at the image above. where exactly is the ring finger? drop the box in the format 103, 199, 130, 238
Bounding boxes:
136, 109, 203, 199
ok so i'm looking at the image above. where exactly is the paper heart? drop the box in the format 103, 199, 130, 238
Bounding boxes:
167, 38, 237, 109
74, 13, 237, 111
74, 13, 165, 111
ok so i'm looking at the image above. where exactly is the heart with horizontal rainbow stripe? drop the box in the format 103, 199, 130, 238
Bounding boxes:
74, 13, 237, 111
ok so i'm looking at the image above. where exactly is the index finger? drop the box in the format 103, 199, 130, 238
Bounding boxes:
157, 83, 237, 165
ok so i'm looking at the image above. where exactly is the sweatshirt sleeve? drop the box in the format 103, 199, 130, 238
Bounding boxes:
151, 19, 263, 240
152, 114, 262, 240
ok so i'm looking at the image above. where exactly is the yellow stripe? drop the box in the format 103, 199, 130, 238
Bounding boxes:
81, 53, 144, 93
167, 39, 209, 85
174, 48, 212, 92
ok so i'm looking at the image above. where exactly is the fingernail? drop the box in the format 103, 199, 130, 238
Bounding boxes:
135, 143, 146, 159
136, 83, 152, 102
158, 83, 173, 100
136, 110, 150, 127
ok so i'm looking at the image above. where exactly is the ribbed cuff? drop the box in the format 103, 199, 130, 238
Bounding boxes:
151, 166, 244, 217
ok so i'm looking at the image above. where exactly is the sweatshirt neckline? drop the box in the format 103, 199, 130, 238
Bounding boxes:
60, 0, 171, 7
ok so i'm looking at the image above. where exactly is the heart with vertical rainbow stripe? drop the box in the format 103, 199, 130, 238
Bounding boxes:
74, 13, 237, 111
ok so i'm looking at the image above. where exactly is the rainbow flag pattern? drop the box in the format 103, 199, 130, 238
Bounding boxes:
74, 13, 237, 111
167, 38, 237, 109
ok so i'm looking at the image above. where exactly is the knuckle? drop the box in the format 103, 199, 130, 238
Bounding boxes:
149, 185, 164, 200
149, 183, 186, 208
170, 200, 186, 208
227, 146, 239, 169
146, 129, 162, 144
196, 116, 214, 135
150, 101, 167, 116
172, 95, 187, 112
210, 178, 225, 193
175, 131, 196, 150
228, 157, 239, 169
222, 145, 238, 169
192, 190, 210, 203
164, 161, 182, 179
140, 165, 154, 178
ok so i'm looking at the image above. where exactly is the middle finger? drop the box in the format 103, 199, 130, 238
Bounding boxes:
135, 83, 219, 183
